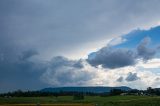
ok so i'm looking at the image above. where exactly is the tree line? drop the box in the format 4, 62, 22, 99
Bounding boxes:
1, 87, 160, 97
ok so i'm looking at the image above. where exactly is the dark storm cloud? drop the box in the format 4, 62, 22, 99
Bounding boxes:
87, 47, 136, 69
0, 50, 47, 93
0, 50, 86, 92
137, 37, 156, 61
0, 28, 41, 91
87, 37, 158, 69
125, 72, 140, 82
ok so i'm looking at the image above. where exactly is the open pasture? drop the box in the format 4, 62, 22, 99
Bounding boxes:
1, 96, 160, 106
0, 104, 93, 106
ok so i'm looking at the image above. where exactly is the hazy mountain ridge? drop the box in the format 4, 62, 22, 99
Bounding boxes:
41, 86, 132, 93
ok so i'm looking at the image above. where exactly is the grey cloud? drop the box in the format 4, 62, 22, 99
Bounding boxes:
87, 37, 158, 69
0, 52, 86, 92
137, 37, 156, 61
125, 72, 140, 82
87, 47, 136, 69
117, 76, 124, 82
155, 77, 160, 81
50, 56, 83, 69
157, 45, 160, 49
73, 60, 84, 69
0, 49, 47, 93
20, 50, 38, 60
41, 56, 94, 86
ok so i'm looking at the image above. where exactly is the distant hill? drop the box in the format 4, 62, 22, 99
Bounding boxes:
41, 86, 131, 93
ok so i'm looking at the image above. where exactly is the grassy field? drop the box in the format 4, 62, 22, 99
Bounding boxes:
1, 96, 160, 106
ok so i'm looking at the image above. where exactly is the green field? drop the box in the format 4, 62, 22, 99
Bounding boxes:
1, 96, 160, 106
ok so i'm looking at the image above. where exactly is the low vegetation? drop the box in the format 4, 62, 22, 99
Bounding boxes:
1, 96, 160, 106
1, 87, 160, 106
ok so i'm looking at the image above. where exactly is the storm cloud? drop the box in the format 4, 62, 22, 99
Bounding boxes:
41, 56, 95, 86
87, 47, 136, 69
0, 49, 47, 92
87, 37, 158, 69
0, 51, 90, 92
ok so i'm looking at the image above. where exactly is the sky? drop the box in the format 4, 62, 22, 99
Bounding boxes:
0, 0, 160, 93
